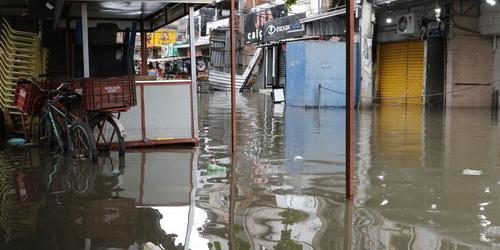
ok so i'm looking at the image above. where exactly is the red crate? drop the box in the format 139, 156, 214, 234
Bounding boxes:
71, 76, 136, 111
13, 82, 47, 115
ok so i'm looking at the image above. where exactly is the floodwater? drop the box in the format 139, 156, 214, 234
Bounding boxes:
1, 92, 500, 249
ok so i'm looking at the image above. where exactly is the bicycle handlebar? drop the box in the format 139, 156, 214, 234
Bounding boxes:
19, 78, 69, 94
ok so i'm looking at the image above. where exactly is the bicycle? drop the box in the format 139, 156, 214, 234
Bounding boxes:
27, 80, 98, 161
70, 76, 135, 157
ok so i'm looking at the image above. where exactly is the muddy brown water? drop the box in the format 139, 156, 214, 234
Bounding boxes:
1, 92, 500, 249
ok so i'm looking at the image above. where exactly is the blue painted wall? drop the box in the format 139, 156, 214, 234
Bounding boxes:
285, 41, 359, 108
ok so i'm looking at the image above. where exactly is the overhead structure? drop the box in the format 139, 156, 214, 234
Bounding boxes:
50, 0, 212, 31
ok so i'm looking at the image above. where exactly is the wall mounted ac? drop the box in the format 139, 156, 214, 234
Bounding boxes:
396, 14, 419, 35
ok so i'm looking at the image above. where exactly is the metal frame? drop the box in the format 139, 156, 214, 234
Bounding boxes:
346, 0, 355, 199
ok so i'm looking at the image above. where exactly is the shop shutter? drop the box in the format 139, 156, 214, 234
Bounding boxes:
379, 41, 424, 105
405, 41, 425, 105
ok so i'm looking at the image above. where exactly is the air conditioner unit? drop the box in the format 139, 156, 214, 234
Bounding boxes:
396, 14, 419, 34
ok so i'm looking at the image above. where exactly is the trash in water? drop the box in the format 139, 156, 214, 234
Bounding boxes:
462, 169, 482, 176
7, 138, 26, 145
208, 163, 227, 172
380, 199, 388, 206
294, 156, 304, 161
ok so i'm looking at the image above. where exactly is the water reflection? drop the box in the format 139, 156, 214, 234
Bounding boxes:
0, 147, 192, 250
4, 92, 500, 249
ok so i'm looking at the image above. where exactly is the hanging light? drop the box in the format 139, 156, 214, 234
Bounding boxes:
434, 0, 442, 22
487, 0, 496, 6
435, 7, 441, 22
385, 10, 393, 24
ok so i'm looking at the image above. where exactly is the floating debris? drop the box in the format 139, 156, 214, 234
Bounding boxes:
207, 163, 227, 172
462, 169, 482, 176
294, 156, 304, 161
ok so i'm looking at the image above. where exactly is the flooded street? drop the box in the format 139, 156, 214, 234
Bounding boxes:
2, 92, 500, 249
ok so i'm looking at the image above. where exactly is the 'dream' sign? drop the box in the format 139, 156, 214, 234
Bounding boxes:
261, 13, 306, 43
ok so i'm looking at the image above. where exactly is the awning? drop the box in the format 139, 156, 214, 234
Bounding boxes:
299, 7, 348, 37
300, 7, 346, 23
255, 36, 320, 48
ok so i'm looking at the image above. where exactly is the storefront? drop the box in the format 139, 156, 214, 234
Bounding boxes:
244, 11, 306, 91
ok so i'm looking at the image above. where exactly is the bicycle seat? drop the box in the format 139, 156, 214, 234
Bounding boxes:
57, 92, 81, 104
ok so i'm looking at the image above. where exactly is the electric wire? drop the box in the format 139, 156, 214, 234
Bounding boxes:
318, 84, 486, 101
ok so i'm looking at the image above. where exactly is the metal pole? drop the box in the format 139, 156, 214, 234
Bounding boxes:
346, 0, 355, 199
140, 21, 147, 76
228, 155, 238, 249
81, 2, 90, 78
189, 6, 199, 139
230, 0, 237, 153
66, 19, 72, 79
343, 200, 354, 249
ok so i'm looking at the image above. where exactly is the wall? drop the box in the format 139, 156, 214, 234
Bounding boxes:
446, 3, 494, 107
480, 3, 500, 106
480, 3, 500, 35
376, 4, 431, 43
286, 41, 347, 107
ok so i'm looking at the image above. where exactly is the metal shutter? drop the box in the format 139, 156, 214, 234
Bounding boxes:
379, 41, 424, 105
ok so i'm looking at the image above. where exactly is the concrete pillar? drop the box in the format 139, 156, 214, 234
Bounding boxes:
359, 0, 375, 107
189, 6, 199, 139
81, 3, 90, 78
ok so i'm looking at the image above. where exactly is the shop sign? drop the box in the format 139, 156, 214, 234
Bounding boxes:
244, 4, 287, 43
147, 30, 177, 48
261, 13, 306, 43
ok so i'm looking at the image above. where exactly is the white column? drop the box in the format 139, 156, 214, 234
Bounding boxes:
189, 6, 199, 139
264, 47, 268, 88
81, 2, 90, 78
272, 46, 276, 87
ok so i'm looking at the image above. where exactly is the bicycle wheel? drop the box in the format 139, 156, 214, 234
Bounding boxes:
67, 157, 96, 196
68, 120, 97, 162
90, 114, 126, 156
39, 114, 64, 152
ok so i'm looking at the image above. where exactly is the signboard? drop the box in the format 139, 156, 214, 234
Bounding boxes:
261, 13, 306, 43
244, 4, 287, 43
147, 30, 177, 48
